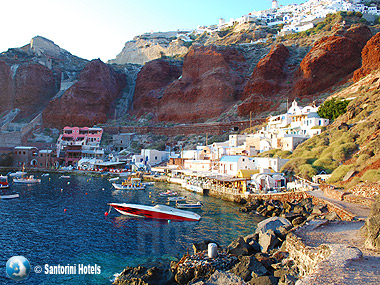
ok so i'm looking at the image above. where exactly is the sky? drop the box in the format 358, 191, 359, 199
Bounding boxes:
0, 0, 304, 62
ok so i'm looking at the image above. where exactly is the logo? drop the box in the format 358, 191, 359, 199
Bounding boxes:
6, 256, 31, 281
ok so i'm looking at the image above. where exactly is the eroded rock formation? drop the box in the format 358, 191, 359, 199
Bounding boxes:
131, 59, 182, 118
353, 32, 380, 82
156, 45, 248, 123
293, 25, 371, 96
238, 44, 290, 117
42, 59, 126, 127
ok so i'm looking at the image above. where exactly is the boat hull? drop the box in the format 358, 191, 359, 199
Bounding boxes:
0, 194, 19, 199
112, 183, 145, 190
13, 178, 41, 184
109, 203, 201, 221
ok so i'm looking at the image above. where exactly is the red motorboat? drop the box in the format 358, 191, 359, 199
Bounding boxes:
108, 203, 201, 221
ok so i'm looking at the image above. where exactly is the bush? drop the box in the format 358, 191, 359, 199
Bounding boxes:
361, 169, 380, 182
328, 164, 354, 183
332, 143, 357, 162
356, 154, 371, 166
298, 164, 317, 180
313, 158, 339, 173
318, 98, 350, 120
281, 158, 308, 174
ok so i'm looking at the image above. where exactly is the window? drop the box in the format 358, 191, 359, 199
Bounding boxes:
155, 156, 158, 160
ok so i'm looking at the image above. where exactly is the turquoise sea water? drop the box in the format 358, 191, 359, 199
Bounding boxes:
0, 174, 260, 284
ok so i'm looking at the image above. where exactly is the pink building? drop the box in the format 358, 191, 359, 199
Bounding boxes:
57, 127, 103, 150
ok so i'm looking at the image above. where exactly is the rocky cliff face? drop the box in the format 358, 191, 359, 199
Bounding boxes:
238, 44, 290, 117
42, 59, 126, 127
293, 25, 372, 96
131, 59, 182, 118
353, 32, 380, 82
108, 32, 189, 65
0, 60, 60, 120
155, 45, 248, 122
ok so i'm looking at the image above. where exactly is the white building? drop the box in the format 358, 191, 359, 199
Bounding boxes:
132, 149, 171, 168
218, 155, 255, 176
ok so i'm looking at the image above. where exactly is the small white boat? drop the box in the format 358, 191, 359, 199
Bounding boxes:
41, 173, 50, 177
59, 175, 70, 179
167, 196, 186, 202
108, 203, 201, 221
0, 175, 10, 189
112, 178, 145, 190
13, 175, 41, 184
159, 190, 178, 197
142, 182, 155, 186
109, 177, 119, 182
0, 193, 19, 199
176, 201, 203, 209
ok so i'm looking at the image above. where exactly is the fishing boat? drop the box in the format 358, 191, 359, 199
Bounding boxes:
112, 178, 145, 190
13, 175, 41, 184
176, 201, 203, 209
159, 190, 178, 197
0, 193, 19, 199
108, 203, 201, 221
167, 196, 186, 202
0, 175, 10, 189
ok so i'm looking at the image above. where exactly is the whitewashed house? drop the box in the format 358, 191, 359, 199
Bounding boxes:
218, 155, 254, 176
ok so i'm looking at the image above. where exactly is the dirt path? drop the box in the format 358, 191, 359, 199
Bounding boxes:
294, 221, 380, 284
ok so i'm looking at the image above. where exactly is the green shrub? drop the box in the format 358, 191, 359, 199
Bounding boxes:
327, 164, 354, 183
356, 154, 371, 166
318, 98, 350, 120
281, 158, 308, 174
361, 169, 380, 182
313, 158, 339, 173
298, 164, 317, 180
332, 143, 357, 162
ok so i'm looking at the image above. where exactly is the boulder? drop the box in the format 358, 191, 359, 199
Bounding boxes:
227, 236, 251, 256
248, 275, 279, 285
258, 229, 281, 253
201, 269, 246, 285
229, 255, 268, 282
292, 216, 306, 227
325, 211, 341, 221
312, 204, 328, 215
256, 216, 292, 236
281, 212, 303, 222
364, 195, 380, 251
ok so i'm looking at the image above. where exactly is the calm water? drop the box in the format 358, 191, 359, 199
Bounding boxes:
0, 173, 260, 284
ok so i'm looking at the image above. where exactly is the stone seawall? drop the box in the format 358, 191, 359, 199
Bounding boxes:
284, 232, 331, 278
320, 184, 375, 208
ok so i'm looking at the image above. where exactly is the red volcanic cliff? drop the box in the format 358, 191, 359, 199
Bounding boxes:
353, 32, 380, 82
0, 61, 12, 114
43, 59, 126, 127
132, 59, 182, 117
14, 63, 60, 120
156, 45, 248, 122
0, 60, 59, 119
293, 25, 371, 96
238, 44, 290, 116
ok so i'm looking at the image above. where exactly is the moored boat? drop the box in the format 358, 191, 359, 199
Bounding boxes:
0, 175, 10, 189
108, 203, 201, 221
167, 196, 186, 202
8, 171, 27, 178
112, 178, 145, 190
0, 193, 19, 199
13, 175, 41, 184
159, 190, 178, 197
176, 201, 203, 209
